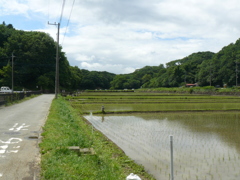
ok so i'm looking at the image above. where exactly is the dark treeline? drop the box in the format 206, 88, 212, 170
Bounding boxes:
1, 22, 240, 91
0, 22, 114, 92
111, 39, 240, 89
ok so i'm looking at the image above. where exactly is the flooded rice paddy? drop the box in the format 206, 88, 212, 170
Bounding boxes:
75, 93, 240, 179
84, 112, 240, 180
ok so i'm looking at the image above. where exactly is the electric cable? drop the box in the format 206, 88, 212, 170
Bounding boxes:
61, 0, 75, 45
59, 0, 66, 25
48, 0, 50, 22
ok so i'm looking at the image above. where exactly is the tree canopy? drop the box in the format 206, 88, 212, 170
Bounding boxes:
1, 22, 240, 91
110, 41, 240, 89
0, 23, 115, 91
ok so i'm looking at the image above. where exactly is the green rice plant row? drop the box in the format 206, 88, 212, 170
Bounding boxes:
72, 94, 239, 100
72, 103, 240, 114
70, 99, 240, 104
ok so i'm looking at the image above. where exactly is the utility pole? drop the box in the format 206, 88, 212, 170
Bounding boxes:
236, 61, 238, 87
48, 22, 60, 99
184, 70, 187, 84
11, 52, 15, 94
170, 135, 174, 180
209, 62, 212, 86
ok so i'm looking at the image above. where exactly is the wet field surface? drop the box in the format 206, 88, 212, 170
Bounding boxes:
84, 112, 240, 180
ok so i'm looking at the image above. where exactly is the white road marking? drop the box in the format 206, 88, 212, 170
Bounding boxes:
0, 138, 22, 144
9, 123, 30, 131
0, 145, 8, 150
0, 138, 22, 158
6, 150, 18, 153
1, 123, 29, 160
0, 145, 8, 154
9, 123, 18, 131
0, 173, 2, 177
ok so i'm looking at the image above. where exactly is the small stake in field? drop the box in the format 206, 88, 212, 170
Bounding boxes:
170, 135, 174, 180
101, 105, 105, 113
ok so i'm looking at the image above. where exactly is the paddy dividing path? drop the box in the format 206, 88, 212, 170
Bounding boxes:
0, 94, 54, 180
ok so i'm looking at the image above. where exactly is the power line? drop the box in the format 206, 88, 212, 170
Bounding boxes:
61, 0, 75, 45
59, 0, 66, 24
48, 0, 50, 21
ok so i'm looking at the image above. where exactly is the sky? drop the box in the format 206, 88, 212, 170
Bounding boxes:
1, 0, 240, 74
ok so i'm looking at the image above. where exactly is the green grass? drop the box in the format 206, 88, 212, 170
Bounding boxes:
136, 86, 240, 94
40, 96, 155, 180
69, 92, 240, 114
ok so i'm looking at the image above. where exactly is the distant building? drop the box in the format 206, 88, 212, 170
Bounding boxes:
185, 83, 198, 87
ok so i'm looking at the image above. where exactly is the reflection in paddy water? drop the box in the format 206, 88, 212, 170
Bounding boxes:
84, 113, 240, 180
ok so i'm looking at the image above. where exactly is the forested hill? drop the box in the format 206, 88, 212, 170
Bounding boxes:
111, 39, 240, 89
110, 51, 216, 89
0, 23, 115, 91
1, 22, 240, 91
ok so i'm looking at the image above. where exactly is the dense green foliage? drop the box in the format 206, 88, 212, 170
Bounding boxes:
111, 39, 240, 89
0, 22, 115, 91
111, 52, 215, 89
80, 69, 115, 90
1, 22, 240, 90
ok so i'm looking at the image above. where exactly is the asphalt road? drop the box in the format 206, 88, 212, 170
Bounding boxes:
0, 94, 54, 180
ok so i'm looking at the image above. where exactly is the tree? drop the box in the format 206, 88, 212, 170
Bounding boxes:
37, 75, 52, 90
0, 64, 11, 86
110, 75, 128, 89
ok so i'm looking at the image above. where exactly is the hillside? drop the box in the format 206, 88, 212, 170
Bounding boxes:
1, 22, 240, 90
0, 23, 114, 91
111, 39, 240, 89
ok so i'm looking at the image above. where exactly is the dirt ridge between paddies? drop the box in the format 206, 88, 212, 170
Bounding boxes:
87, 109, 240, 115
40, 96, 156, 180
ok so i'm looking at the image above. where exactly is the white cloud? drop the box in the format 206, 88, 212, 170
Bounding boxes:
80, 62, 135, 74
2, 0, 240, 74
0, 0, 29, 16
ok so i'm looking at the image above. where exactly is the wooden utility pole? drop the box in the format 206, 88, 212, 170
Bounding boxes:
170, 135, 174, 180
48, 22, 60, 99
11, 52, 15, 93
236, 61, 238, 87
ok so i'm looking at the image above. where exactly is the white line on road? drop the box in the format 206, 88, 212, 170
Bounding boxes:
0, 145, 8, 154
9, 123, 18, 130
9, 123, 30, 131
0, 138, 22, 158
0, 138, 22, 144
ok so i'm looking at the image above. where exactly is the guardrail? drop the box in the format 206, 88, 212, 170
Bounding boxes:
0, 91, 42, 106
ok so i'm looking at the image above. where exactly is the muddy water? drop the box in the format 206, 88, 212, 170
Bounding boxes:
84, 113, 240, 180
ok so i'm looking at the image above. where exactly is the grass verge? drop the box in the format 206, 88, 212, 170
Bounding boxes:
40, 96, 155, 180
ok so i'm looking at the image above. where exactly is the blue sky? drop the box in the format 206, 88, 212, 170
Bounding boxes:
1, 0, 240, 74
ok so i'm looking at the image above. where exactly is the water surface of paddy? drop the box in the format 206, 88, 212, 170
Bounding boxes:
84, 112, 240, 180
